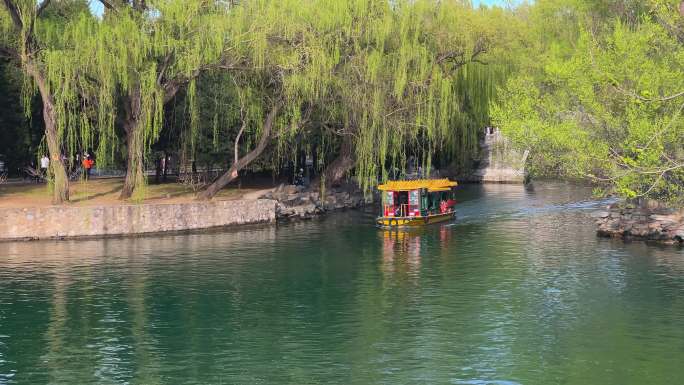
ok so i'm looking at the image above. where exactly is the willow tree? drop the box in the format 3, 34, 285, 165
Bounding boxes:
0, 0, 86, 203
195, 0, 343, 200
193, 0, 514, 198
300, 0, 511, 191
84, 0, 233, 199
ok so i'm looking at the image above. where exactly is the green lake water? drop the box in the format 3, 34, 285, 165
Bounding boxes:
1, 183, 684, 385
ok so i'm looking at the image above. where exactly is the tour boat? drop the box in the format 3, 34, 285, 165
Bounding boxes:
376, 178, 458, 228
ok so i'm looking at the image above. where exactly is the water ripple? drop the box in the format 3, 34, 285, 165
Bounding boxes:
0, 183, 683, 384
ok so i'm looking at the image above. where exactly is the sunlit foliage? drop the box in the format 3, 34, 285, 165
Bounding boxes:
492, 0, 684, 203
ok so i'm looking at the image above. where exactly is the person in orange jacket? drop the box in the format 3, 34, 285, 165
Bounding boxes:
82, 154, 94, 180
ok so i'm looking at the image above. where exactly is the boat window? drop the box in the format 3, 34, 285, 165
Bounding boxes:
409, 190, 420, 207
433, 193, 440, 212
383, 191, 394, 206
397, 191, 409, 206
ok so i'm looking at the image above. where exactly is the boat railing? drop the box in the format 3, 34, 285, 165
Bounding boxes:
384, 204, 411, 217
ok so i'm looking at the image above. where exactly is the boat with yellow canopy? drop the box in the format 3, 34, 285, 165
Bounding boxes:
376, 178, 458, 228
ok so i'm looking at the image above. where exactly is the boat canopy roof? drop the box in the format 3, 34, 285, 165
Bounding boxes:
377, 178, 457, 192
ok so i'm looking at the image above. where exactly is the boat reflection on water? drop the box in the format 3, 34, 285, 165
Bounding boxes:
379, 224, 454, 277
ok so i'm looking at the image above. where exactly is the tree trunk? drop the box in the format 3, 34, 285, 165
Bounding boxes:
26, 61, 69, 204
119, 88, 144, 200
120, 124, 145, 199
44, 104, 69, 204
119, 72, 184, 199
313, 134, 355, 188
198, 103, 280, 200
311, 145, 318, 177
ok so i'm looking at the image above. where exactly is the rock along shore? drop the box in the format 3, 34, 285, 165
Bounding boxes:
260, 183, 370, 221
593, 202, 684, 245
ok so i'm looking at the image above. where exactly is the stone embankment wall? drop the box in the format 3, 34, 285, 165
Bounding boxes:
0, 199, 277, 241
594, 203, 684, 245
471, 130, 528, 183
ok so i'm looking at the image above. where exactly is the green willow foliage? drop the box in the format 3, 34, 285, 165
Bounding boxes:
74, 0, 233, 198
492, 0, 684, 203
3, 0, 515, 198
0, 1, 94, 202
325, 0, 507, 192
2, 0, 234, 194
0, 1, 103, 156
199, 0, 512, 193
176, 0, 512, 195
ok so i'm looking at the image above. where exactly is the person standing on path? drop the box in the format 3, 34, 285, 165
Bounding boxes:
40, 155, 49, 179
82, 154, 94, 180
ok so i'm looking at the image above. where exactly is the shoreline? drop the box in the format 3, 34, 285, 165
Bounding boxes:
0, 184, 370, 242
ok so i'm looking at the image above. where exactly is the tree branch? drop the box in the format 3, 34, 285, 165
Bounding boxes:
162, 68, 203, 103
234, 115, 247, 165
161, 54, 247, 103
436, 37, 489, 72
0, 45, 19, 59
1, 0, 23, 29
36, 0, 51, 17
197, 100, 283, 200
132, 0, 147, 12
96, 0, 118, 12
436, 50, 464, 65
95, 0, 146, 13
614, 84, 684, 103
156, 52, 174, 85
26, 0, 52, 51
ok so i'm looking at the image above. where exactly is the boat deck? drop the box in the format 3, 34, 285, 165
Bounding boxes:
376, 211, 455, 228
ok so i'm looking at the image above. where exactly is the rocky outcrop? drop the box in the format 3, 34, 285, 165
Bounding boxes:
260, 184, 370, 220
594, 202, 684, 245
470, 130, 528, 184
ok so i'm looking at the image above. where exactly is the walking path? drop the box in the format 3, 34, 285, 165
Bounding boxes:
0, 178, 263, 208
